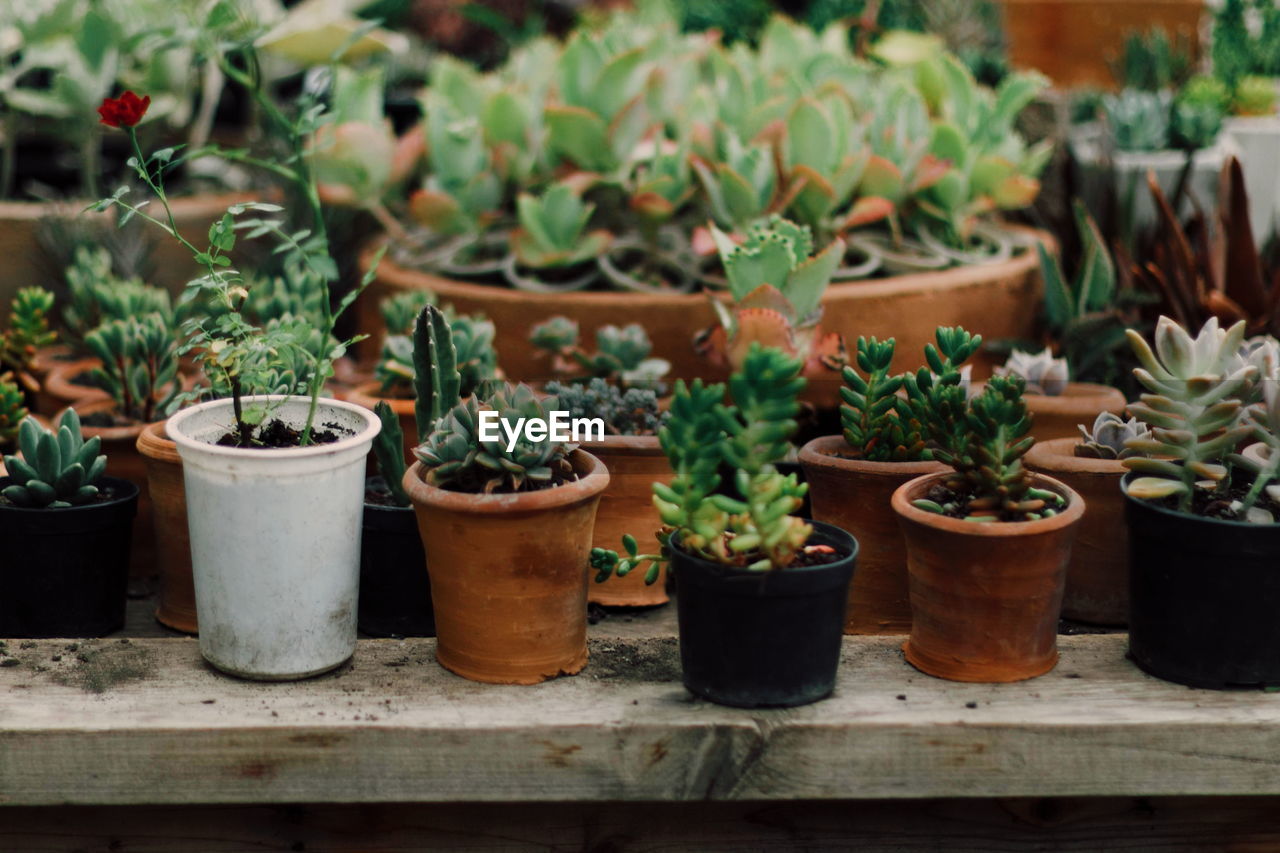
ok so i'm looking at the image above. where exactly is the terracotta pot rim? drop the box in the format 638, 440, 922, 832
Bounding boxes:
580, 433, 662, 454
798, 435, 949, 475
61, 399, 151, 440
404, 449, 609, 515
43, 358, 109, 401
1025, 436, 1127, 476
347, 381, 414, 411
136, 420, 179, 463
891, 471, 1085, 536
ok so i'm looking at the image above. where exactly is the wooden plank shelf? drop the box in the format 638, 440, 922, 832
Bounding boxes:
4, 631, 1280, 808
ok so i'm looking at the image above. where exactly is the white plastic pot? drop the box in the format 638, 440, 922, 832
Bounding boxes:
167, 395, 381, 680
1225, 116, 1280, 243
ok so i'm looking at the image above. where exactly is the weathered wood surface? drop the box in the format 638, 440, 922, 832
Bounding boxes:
4, 633, 1280, 807
8, 797, 1280, 852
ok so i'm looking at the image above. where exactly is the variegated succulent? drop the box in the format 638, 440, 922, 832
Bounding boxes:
998, 348, 1070, 396
1075, 411, 1150, 460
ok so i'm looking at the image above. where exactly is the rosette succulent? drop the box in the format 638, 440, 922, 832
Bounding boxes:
1, 410, 106, 508
1075, 412, 1150, 460
998, 348, 1070, 396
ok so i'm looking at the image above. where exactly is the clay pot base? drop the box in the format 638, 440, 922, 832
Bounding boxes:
204, 654, 353, 683
436, 645, 588, 685
902, 639, 1058, 683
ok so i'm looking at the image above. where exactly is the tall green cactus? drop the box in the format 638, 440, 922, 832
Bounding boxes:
412, 305, 462, 444
370, 401, 410, 507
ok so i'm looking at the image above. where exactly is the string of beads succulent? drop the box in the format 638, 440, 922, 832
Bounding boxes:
1, 410, 107, 508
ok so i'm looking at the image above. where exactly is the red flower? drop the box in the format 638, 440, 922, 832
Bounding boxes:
98, 91, 151, 128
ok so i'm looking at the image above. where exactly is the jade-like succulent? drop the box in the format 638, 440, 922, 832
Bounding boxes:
1, 287, 56, 374
0, 373, 29, 449
512, 183, 612, 270
414, 384, 575, 494
698, 216, 846, 375
530, 316, 669, 386
1075, 411, 1150, 460
591, 344, 813, 584
370, 401, 410, 507
630, 136, 696, 227
1123, 317, 1256, 512
1, 410, 106, 508
693, 131, 777, 231
781, 93, 868, 233
63, 247, 172, 344
83, 313, 179, 424
998, 348, 1070, 396
544, 377, 666, 437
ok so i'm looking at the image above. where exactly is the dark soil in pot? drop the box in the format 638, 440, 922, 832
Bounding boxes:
0, 476, 139, 637
360, 478, 434, 637
671, 520, 857, 708
1124, 472, 1280, 689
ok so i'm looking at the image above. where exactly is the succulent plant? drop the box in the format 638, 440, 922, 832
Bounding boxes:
530, 316, 669, 386
697, 216, 846, 376
629, 136, 696, 228
412, 304, 465, 443
780, 93, 868, 233
0, 373, 29, 450
998, 348, 1070, 396
1234, 75, 1279, 117
375, 307, 496, 406
1, 287, 57, 374
82, 313, 179, 424
1075, 412, 1151, 460
1229, 378, 1280, 522
1, 410, 107, 508
544, 377, 666, 436
414, 384, 575, 494
370, 401, 410, 507
1104, 90, 1173, 152
692, 130, 777, 232
408, 89, 504, 236
512, 183, 612, 270
244, 268, 328, 328
63, 247, 173, 345
380, 291, 436, 337
1123, 317, 1256, 512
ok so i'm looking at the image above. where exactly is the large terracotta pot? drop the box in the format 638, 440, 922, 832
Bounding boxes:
136, 421, 196, 633
1025, 437, 1127, 626
65, 399, 154, 581
1024, 382, 1126, 443
0, 193, 255, 315
583, 435, 669, 607
345, 382, 417, 460
892, 471, 1084, 682
38, 358, 109, 416
799, 435, 946, 634
999, 0, 1204, 90
403, 449, 608, 683
360, 227, 1049, 387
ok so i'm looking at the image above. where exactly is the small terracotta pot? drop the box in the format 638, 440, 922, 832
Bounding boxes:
29, 344, 73, 383
1024, 382, 1126, 443
65, 399, 155, 581
402, 449, 609, 684
346, 381, 417, 460
136, 421, 196, 633
1025, 438, 1128, 626
892, 471, 1084, 682
39, 358, 109, 415
799, 436, 946, 634
582, 435, 669, 607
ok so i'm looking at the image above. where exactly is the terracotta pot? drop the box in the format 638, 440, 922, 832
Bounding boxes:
799, 435, 946, 634
360, 226, 1050, 392
1023, 382, 1126, 443
582, 435, 670, 607
345, 381, 417, 460
999, 0, 1203, 90
1025, 437, 1127, 626
65, 399, 155, 581
402, 449, 609, 684
39, 358, 109, 415
136, 421, 196, 633
29, 344, 73, 384
892, 471, 1084, 682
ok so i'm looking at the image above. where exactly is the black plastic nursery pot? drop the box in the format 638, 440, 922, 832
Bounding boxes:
671, 520, 857, 708
359, 501, 435, 637
0, 476, 139, 638
1124, 473, 1280, 689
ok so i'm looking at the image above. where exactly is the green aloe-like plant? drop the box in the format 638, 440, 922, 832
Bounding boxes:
512, 183, 612, 270
370, 401, 410, 507
2, 409, 106, 508
1123, 316, 1256, 512
82, 313, 179, 423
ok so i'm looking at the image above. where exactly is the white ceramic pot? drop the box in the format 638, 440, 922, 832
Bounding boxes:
1225, 116, 1280, 242
167, 395, 381, 680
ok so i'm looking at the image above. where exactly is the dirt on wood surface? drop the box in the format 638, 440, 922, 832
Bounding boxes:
0, 638, 156, 693
585, 638, 680, 683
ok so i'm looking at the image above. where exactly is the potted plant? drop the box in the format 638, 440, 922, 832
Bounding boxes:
403, 383, 609, 684
0, 410, 138, 637
1, 286, 56, 408
891, 344, 1085, 682
799, 329, 983, 633
1025, 412, 1149, 625
0, 372, 30, 472
593, 344, 857, 707
1121, 316, 1280, 688
994, 348, 1126, 442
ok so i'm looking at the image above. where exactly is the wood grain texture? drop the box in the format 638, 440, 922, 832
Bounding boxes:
3, 634, 1280, 807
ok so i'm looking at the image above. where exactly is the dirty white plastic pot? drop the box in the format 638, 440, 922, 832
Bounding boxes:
167, 395, 381, 681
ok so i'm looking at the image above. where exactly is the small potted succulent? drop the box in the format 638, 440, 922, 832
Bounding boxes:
0, 372, 31, 472
403, 383, 610, 684
533, 316, 671, 607
0, 411, 138, 637
799, 330, 983, 633
1, 286, 57, 408
994, 348, 1126, 443
1025, 412, 1150, 626
890, 359, 1085, 682
1121, 316, 1280, 688
593, 345, 858, 708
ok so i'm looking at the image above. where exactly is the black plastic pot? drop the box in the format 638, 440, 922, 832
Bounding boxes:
0, 476, 138, 638
1124, 473, 1280, 689
359, 501, 435, 637
671, 520, 857, 708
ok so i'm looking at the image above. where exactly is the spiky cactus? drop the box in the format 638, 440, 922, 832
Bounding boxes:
1, 410, 107, 508
1075, 412, 1150, 460
1, 287, 56, 374
412, 304, 464, 444
998, 348, 1070, 396
82, 313, 179, 423
376, 307, 496, 407
370, 401, 410, 507
0, 373, 29, 450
